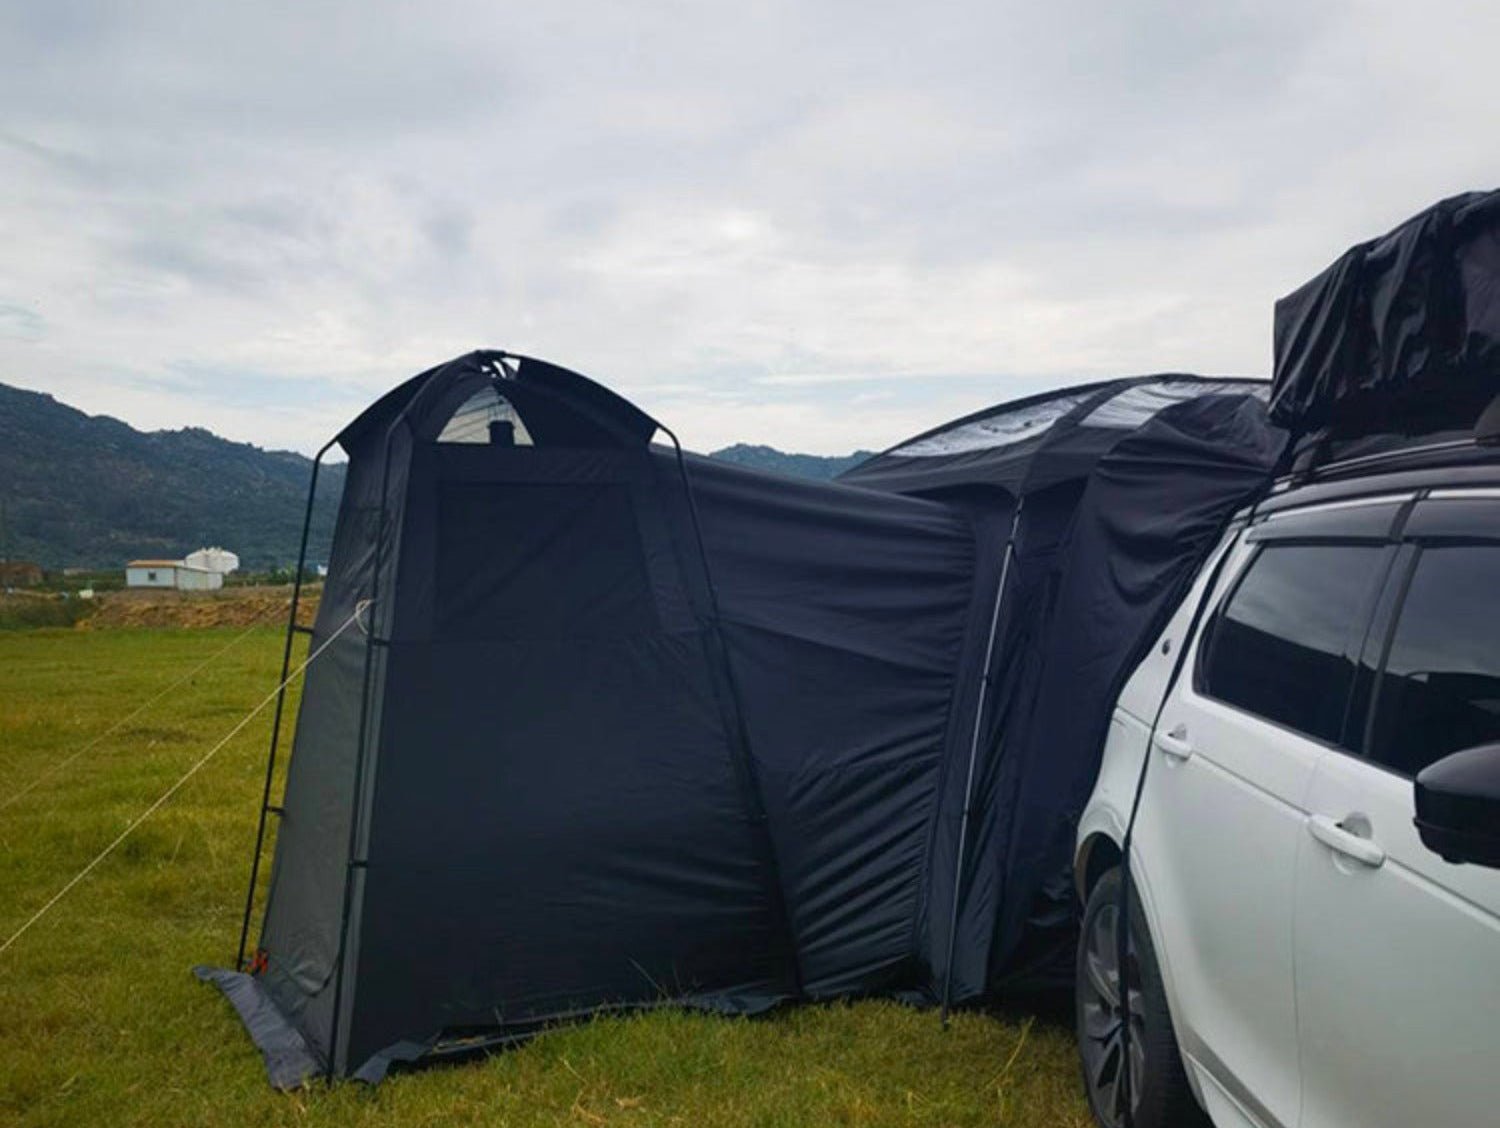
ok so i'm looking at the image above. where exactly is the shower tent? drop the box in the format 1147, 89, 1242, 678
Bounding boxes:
202, 351, 1281, 1085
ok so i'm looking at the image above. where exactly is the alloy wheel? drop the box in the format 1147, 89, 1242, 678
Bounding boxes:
1079, 899, 1146, 1126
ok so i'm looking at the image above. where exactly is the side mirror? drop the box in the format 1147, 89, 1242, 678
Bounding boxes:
1414, 743, 1500, 868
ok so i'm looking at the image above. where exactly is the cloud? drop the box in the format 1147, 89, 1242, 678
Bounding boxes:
0, 0, 1495, 455
0, 302, 45, 342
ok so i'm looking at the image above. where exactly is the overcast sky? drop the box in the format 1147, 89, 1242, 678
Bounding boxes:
1, 1, 1494, 456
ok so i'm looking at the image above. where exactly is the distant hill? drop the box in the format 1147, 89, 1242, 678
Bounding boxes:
0, 382, 345, 570
706, 443, 874, 480
0, 382, 872, 570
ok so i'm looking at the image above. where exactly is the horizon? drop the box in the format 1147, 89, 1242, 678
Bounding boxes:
0, 376, 882, 459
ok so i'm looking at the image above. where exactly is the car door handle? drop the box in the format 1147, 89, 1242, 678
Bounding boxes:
1306, 814, 1386, 869
1153, 725, 1194, 762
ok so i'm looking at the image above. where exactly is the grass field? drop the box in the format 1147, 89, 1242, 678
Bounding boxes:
0, 626, 1090, 1127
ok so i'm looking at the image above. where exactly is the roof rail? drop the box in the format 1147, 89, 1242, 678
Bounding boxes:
1278, 437, 1483, 491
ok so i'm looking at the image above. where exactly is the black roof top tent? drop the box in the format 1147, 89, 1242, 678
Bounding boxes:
1272, 189, 1500, 438
202, 187, 1500, 1088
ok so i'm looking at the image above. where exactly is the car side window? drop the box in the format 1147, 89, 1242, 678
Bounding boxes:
1367, 545, 1500, 777
1199, 543, 1385, 744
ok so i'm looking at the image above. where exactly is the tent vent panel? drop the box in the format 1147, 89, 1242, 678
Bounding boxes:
436, 387, 534, 447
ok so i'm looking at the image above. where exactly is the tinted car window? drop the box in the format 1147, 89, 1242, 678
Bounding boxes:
1368, 546, 1500, 776
1201, 544, 1383, 743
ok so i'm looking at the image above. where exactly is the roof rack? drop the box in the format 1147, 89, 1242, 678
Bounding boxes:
1276, 386, 1500, 493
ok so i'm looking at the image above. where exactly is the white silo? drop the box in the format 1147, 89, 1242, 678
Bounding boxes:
185, 546, 240, 574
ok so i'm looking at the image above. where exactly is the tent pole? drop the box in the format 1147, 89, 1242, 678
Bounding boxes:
326, 358, 468, 1078
235, 436, 336, 971
658, 424, 805, 999
939, 497, 1023, 1025
326, 443, 391, 1080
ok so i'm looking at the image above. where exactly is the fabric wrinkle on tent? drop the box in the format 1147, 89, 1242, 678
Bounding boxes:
1273, 188, 1500, 434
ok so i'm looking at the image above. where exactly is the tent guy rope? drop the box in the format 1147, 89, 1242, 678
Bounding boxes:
0, 605, 364, 958
1, 603, 284, 811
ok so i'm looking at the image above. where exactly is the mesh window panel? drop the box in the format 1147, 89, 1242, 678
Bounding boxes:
435, 482, 656, 640
1080, 379, 1269, 430
887, 391, 1098, 457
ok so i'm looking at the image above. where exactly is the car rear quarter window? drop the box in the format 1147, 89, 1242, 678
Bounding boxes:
1200, 543, 1385, 744
1367, 545, 1500, 776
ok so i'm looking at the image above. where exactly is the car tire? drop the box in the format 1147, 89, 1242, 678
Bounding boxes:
1076, 867, 1208, 1128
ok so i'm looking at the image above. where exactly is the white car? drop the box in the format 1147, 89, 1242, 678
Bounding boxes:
1073, 462, 1500, 1128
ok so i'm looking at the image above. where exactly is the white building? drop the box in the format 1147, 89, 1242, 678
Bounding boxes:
125, 559, 224, 591
184, 546, 240, 575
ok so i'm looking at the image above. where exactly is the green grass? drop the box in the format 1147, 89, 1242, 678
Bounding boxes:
0, 628, 1090, 1127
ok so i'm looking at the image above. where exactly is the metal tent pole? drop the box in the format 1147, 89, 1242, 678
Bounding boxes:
236, 436, 337, 971
324, 354, 504, 1078
323, 364, 457, 1078
658, 424, 805, 999
939, 497, 1023, 1024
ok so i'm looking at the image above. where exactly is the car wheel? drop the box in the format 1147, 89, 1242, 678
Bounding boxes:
1076, 867, 1207, 1128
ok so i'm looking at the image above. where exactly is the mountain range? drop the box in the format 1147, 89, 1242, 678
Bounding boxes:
703, 443, 874, 480
0, 381, 873, 570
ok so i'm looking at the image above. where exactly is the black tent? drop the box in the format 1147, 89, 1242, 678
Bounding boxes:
1273, 189, 1500, 435
839, 376, 1280, 1000
201, 352, 1282, 1085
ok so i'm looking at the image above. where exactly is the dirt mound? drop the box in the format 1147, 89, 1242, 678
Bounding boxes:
86, 586, 321, 630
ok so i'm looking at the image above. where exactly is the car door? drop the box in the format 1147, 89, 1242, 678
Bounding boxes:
1295, 498, 1500, 1128
1143, 528, 1390, 1128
